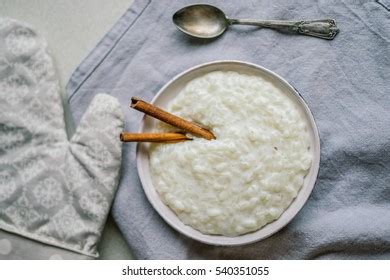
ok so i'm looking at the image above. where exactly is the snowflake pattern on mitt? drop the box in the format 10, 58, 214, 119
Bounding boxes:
0, 18, 124, 257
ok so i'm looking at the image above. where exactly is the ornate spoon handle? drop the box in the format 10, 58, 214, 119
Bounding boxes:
228, 18, 339, 40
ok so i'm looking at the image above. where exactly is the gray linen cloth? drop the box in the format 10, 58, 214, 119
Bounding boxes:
66, 0, 390, 259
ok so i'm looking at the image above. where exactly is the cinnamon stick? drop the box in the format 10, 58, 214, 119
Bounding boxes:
130, 97, 216, 140
120, 132, 192, 142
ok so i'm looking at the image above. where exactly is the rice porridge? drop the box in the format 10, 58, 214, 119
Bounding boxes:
149, 71, 312, 236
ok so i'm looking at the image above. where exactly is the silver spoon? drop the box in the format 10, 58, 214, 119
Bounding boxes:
173, 4, 339, 40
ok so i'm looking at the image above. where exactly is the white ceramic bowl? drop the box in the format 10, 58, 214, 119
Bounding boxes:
136, 60, 320, 246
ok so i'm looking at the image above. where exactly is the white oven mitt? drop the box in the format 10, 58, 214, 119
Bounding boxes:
0, 18, 124, 259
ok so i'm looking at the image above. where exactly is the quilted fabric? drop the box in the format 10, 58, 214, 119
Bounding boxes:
0, 18, 124, 258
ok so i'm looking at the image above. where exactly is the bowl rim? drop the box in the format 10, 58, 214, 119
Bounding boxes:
136, 60, 320, 246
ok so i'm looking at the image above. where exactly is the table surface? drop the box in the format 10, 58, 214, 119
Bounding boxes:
0, 0, 135, 260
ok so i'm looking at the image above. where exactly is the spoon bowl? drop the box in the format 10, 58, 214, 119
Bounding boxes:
173, 4, 228, 38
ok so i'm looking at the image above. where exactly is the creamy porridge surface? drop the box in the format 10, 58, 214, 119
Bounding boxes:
149, 71, 312, 236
